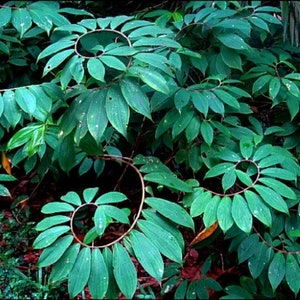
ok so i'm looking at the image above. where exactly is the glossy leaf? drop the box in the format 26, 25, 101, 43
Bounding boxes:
14, 87, 36, 115
222, 169, 237, 192
113, 243, 137, 299
120, 77, 151, 119
68, 248, 91, 298
201, 120, 214, 145
203, 195, 221, 228
33, 225, 70, 249
239, 136, 253, 159
269, 77, 281, 99
232, 195, 252, 233
38, 39, 75, 61
190, 189, 212, 218
12, 8, 32, 38
260, 167, 296, 181
220, 45, 242, 70
95, 191, 127, 204
61, 191, 82, 206
238, 234, 259, 263
35, 215, 70, 231
145, 197, 194, 230
83, 187, 99, 203
94, 206, 107, 236
213, 89, 240, 109
205, 162, 235, 179
217, 33, 249, 50
285, 254, 300, 294
130, 229, 164, 282
0, 7, 12, 27
138, 219, 182, 263
248, 242, 271, 278
38, 235, 73, 267
49, 243, 80, 283
88, 249, 109, 299
217, 196, 234, 232
245, 190, 272, 227
3, 90, 21, 127
41, 202, 75, 214
254, 185, 289, 214
100, 55, 127, 71
102, 205, 130, 224
268, 252, 285, 291
172, 108, 194, 138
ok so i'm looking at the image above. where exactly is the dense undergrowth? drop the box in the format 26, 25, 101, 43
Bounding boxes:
0, 0, 300, 299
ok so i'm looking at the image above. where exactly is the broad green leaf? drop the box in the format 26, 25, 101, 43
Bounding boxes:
120, 78, 151, 119
146, 197, 194, 230
286, 94, 299, 120
3, 90, 21, 127
249, 15, 270, 32
43, 49, 74, 76
128, 25, 172, 38
175, 280, 188, 300
88, 249, 109, 299
220, 45, 242, 70
0, 94, 3, 116
12, 8, 32, 38
58, 135, 76, 172
217, 196, 234, 232
38, 235, 73, 267
83, 227, 98, 244
113, 243, 137, 299
0, 7, 11, 27
252, 144, 273, 161
259, 177, 296, 199
83, 187, 99, 203
14, 87, 36, 115
285, 254, 300, 294
68, 248, 91, 298
269, 77, 281, 99
232, 195, 252, 233
0, 185, 11, 197
49, 243, 80, 283
106, 85, 129, 137
100, 55, 127, 71
268, 252, 285, 291
33, 225, 70, 249
282, 78, 299, 97
132, 37, 180, 48
130, 66, 169, 95
245, 190, 272, 227
189, 145, 202, 172
29, 8, 53, 35
235, 170, 253, 186
213, 89, 240, 109
94, 206, 107, 236
138, 219, 183, 263
95, 191, 127, 204
155, 109, 178, 138
174, 88, 190, 113
201, 120, 214, 145
203, 195, 221, 228
106, 46, 137, 56
222, 169, 237, 192
254, 185, 289, 214
252, 75, 272, 94
69, 55, 84, 84
239, 136, 253, 159
191, 91, 209, 117
248, 242, 271, 278
87, 90, 108, 144
205, 162, 235, 179
144, 172, 193, 193
190, 189, 212, 218
217, 33, 249, 50
55, 24, 87, 34
260, 167, 296, 180
61, 191, 82, 206
35, 215, 70, 231
41, 202, 75, 214
172, 108, 194, 138
130, 230, 164, 282
218, 148, 242, 162
257, 154, 284, 168
238, 234, 259, 263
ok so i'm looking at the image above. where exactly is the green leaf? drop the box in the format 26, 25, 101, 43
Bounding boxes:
68, 248, 91, 298
155, 109, 177, 138
217, 33, 249, 50
285, 254, 300, 294
95, 191, 127, 204
220, 45, 242, 70
100, 55, 127, 71
61, 191, 82, 206
38, 235, 73, 267
33, 225, 70, 249
58, 135, 76, 172
190, 189, 212, 218
191, 91, 209, 117
113, 243, 137, 299
145, 197, 194, 230
144, 172, 193, 193
35, 215, 70, 231
0, 184, 11, 197
205, 162, 235, 179
175, 280, 188, 300
269, 77, 281, 99
254, 185, 289, 214
130, 66, 170, 95
201, 120, 214, 145
268, 252, 285, 291
218, 148, 242, 162
203, 195, 221, 228
55, 24, 87, 34
138, 219, 183, 263
245, 190, 272, 227
213, 89, 240, 109
282, 78, 300, 97
249, 15, 270, 31
217, 196, 234, 232
29, 8, 53, 35
106, 85, 129, 137
88, 249, 109, 299
130, 229, 164, 282
260, 167, 296, 180
105, 46, 137, 56
252, 75, 272, 94
94, 206, 107, 236
41, 202, 75, 214
189, 145, 202, 172
69, 56, 84, 84
43, 49, 74, 76
174, 89, 190, 113
235, 170, 253, 186
102, 205, 130, 224
172, 108, 194, 138
238, 234, 259, 263
259, 177, 296, 199
132, 37, 180, 48
83, 187, 99, 203
252, 144, 273, 161
87, 90, 108, 144
83, 227, 98, 244
232, 195, 252, 233
12, 8, 32, 38
3, 90, 21, 127
14, 87, 36, 115
120, 77, 151, 119
239, 136, 253, 159
222, 169, 237, 192
0, 7, 12, 27
248, 242, 271, 278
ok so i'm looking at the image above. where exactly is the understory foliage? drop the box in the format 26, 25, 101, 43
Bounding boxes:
1, 0, 300, 299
